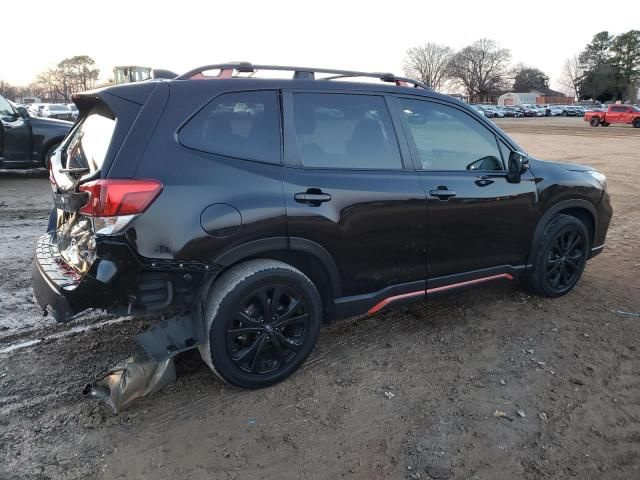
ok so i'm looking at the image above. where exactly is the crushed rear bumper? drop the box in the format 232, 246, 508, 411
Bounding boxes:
32, 233, 115, 322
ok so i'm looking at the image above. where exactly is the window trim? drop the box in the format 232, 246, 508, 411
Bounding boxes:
176, 88, 284, 165
392, 95, 515, 173
282, 89, 413, 171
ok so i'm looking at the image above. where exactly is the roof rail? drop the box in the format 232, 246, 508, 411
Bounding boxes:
175, 63, 428, 89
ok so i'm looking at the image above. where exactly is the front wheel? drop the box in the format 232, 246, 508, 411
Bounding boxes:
633, 118, 640, 128
524, 214, 590, 298
589, 117, 600, 127
199, 260, 322, 389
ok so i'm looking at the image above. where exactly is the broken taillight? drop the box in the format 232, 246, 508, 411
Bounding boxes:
79, 179, 163, 217
78, 179, 163, 235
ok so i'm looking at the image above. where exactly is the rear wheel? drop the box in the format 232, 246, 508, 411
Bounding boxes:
199, 260, 322, 389
524, 214, 590, 298
589, 117, 600, 127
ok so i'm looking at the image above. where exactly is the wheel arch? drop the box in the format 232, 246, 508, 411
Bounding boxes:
211, 237, 341, 322
527, 200, 597, 265
40, 136, 65, 165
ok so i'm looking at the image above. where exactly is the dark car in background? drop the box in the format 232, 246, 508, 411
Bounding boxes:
33, 63, 612, 390
0, 94, 73, 169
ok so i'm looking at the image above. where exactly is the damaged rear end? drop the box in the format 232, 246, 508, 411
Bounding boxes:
32, 82, 172, 322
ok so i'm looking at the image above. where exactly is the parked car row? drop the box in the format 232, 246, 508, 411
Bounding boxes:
470, 103, 608, 119
24, 103, 78, 121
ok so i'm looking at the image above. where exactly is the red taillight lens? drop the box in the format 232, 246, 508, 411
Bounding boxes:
79, 179, 163, 217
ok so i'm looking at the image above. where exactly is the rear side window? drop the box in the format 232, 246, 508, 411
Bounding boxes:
179, 90, 281, 164
65, 104, 116, 172
291, 93, 402, 169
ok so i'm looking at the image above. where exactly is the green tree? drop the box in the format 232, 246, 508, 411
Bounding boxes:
611, 30, 640, 100
512, 66, 549, 92
580, 31, 614, 69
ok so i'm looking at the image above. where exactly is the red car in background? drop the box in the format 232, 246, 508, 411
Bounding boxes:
585, 104, 640, 127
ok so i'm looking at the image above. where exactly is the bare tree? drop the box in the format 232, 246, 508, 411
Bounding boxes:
34, 56, 100, 101
558, 55, 583, 100
403, 43, 454, 91
447, 38, 511, 101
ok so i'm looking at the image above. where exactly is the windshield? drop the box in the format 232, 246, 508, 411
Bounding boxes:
631, 106, 640, 112
65, 105, 116, 172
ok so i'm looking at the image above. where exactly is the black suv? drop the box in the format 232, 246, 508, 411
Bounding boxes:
0, 94, 72, 169
32, 63, 612, 389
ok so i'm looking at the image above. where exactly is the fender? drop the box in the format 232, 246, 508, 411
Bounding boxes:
527, 199, 598, 266
212, 236, 342, 297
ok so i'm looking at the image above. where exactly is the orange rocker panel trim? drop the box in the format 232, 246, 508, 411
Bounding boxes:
367, 273, 514, 314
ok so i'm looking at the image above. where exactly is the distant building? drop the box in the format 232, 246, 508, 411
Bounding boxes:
498, 88, 572, 106
14, 96, 40, 105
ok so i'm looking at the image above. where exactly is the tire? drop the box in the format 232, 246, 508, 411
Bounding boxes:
43, 142, 60, 169
589, 117, 600, 127
601, 122, 609, 127
633, 118, 640, 128
198, 259, 322, 389
523, 214, 590, 298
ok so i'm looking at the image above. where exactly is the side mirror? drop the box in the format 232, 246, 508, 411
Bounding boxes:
16, 106, 29, 118
507, 151, 529, 183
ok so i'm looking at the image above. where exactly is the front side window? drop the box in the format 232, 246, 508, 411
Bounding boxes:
0, 95, 14, 118
291, 93, 402, 169
398, 98, 503, 171
179, 90, 281, 164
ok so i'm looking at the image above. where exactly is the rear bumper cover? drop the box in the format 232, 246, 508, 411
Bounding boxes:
32, 233, 114, 322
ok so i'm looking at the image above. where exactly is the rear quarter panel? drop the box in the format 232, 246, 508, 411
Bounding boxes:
129, 81, 287, 262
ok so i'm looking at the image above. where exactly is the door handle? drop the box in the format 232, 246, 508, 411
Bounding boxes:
294, 189, 332, 206
428, 188, 457, 200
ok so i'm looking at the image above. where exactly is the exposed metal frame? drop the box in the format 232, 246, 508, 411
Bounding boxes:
176, 62, 428, 89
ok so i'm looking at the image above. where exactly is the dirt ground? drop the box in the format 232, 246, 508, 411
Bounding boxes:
0, 117, 638, 480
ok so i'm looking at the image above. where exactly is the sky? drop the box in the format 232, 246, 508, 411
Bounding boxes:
2, 0, 639, 91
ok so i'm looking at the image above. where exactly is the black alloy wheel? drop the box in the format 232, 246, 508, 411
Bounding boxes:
226, 284, 310, 375
544, 229, 586, 293
525, 214, 590, 298
202, 260, 322, 389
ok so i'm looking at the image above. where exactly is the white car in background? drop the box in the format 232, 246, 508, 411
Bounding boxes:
66, 103, 79, 120
40, 104, 74, 121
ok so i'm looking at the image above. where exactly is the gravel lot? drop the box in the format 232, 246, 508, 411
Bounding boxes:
0, 117, 638, 479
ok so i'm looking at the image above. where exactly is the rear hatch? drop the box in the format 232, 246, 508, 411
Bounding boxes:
49, 86, 162, 275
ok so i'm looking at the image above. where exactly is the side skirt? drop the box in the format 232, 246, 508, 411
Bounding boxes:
332, 265, 526, 318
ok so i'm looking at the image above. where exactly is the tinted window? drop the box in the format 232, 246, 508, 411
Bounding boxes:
179, 90, 280, 164
292, 93, 402, 169
611, 106, 626, 112
398, 98, 503, 171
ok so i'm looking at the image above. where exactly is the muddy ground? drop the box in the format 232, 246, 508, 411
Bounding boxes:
0, 117, 638, 480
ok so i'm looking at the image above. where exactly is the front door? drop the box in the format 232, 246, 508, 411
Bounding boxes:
282, 91, 427, 299
0, 96, 31, 163
393, 96, 538, 284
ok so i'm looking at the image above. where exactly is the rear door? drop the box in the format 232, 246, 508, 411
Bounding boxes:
0, 95, 32, 162
393, 96, 538, 284
282, 90, 427, 299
